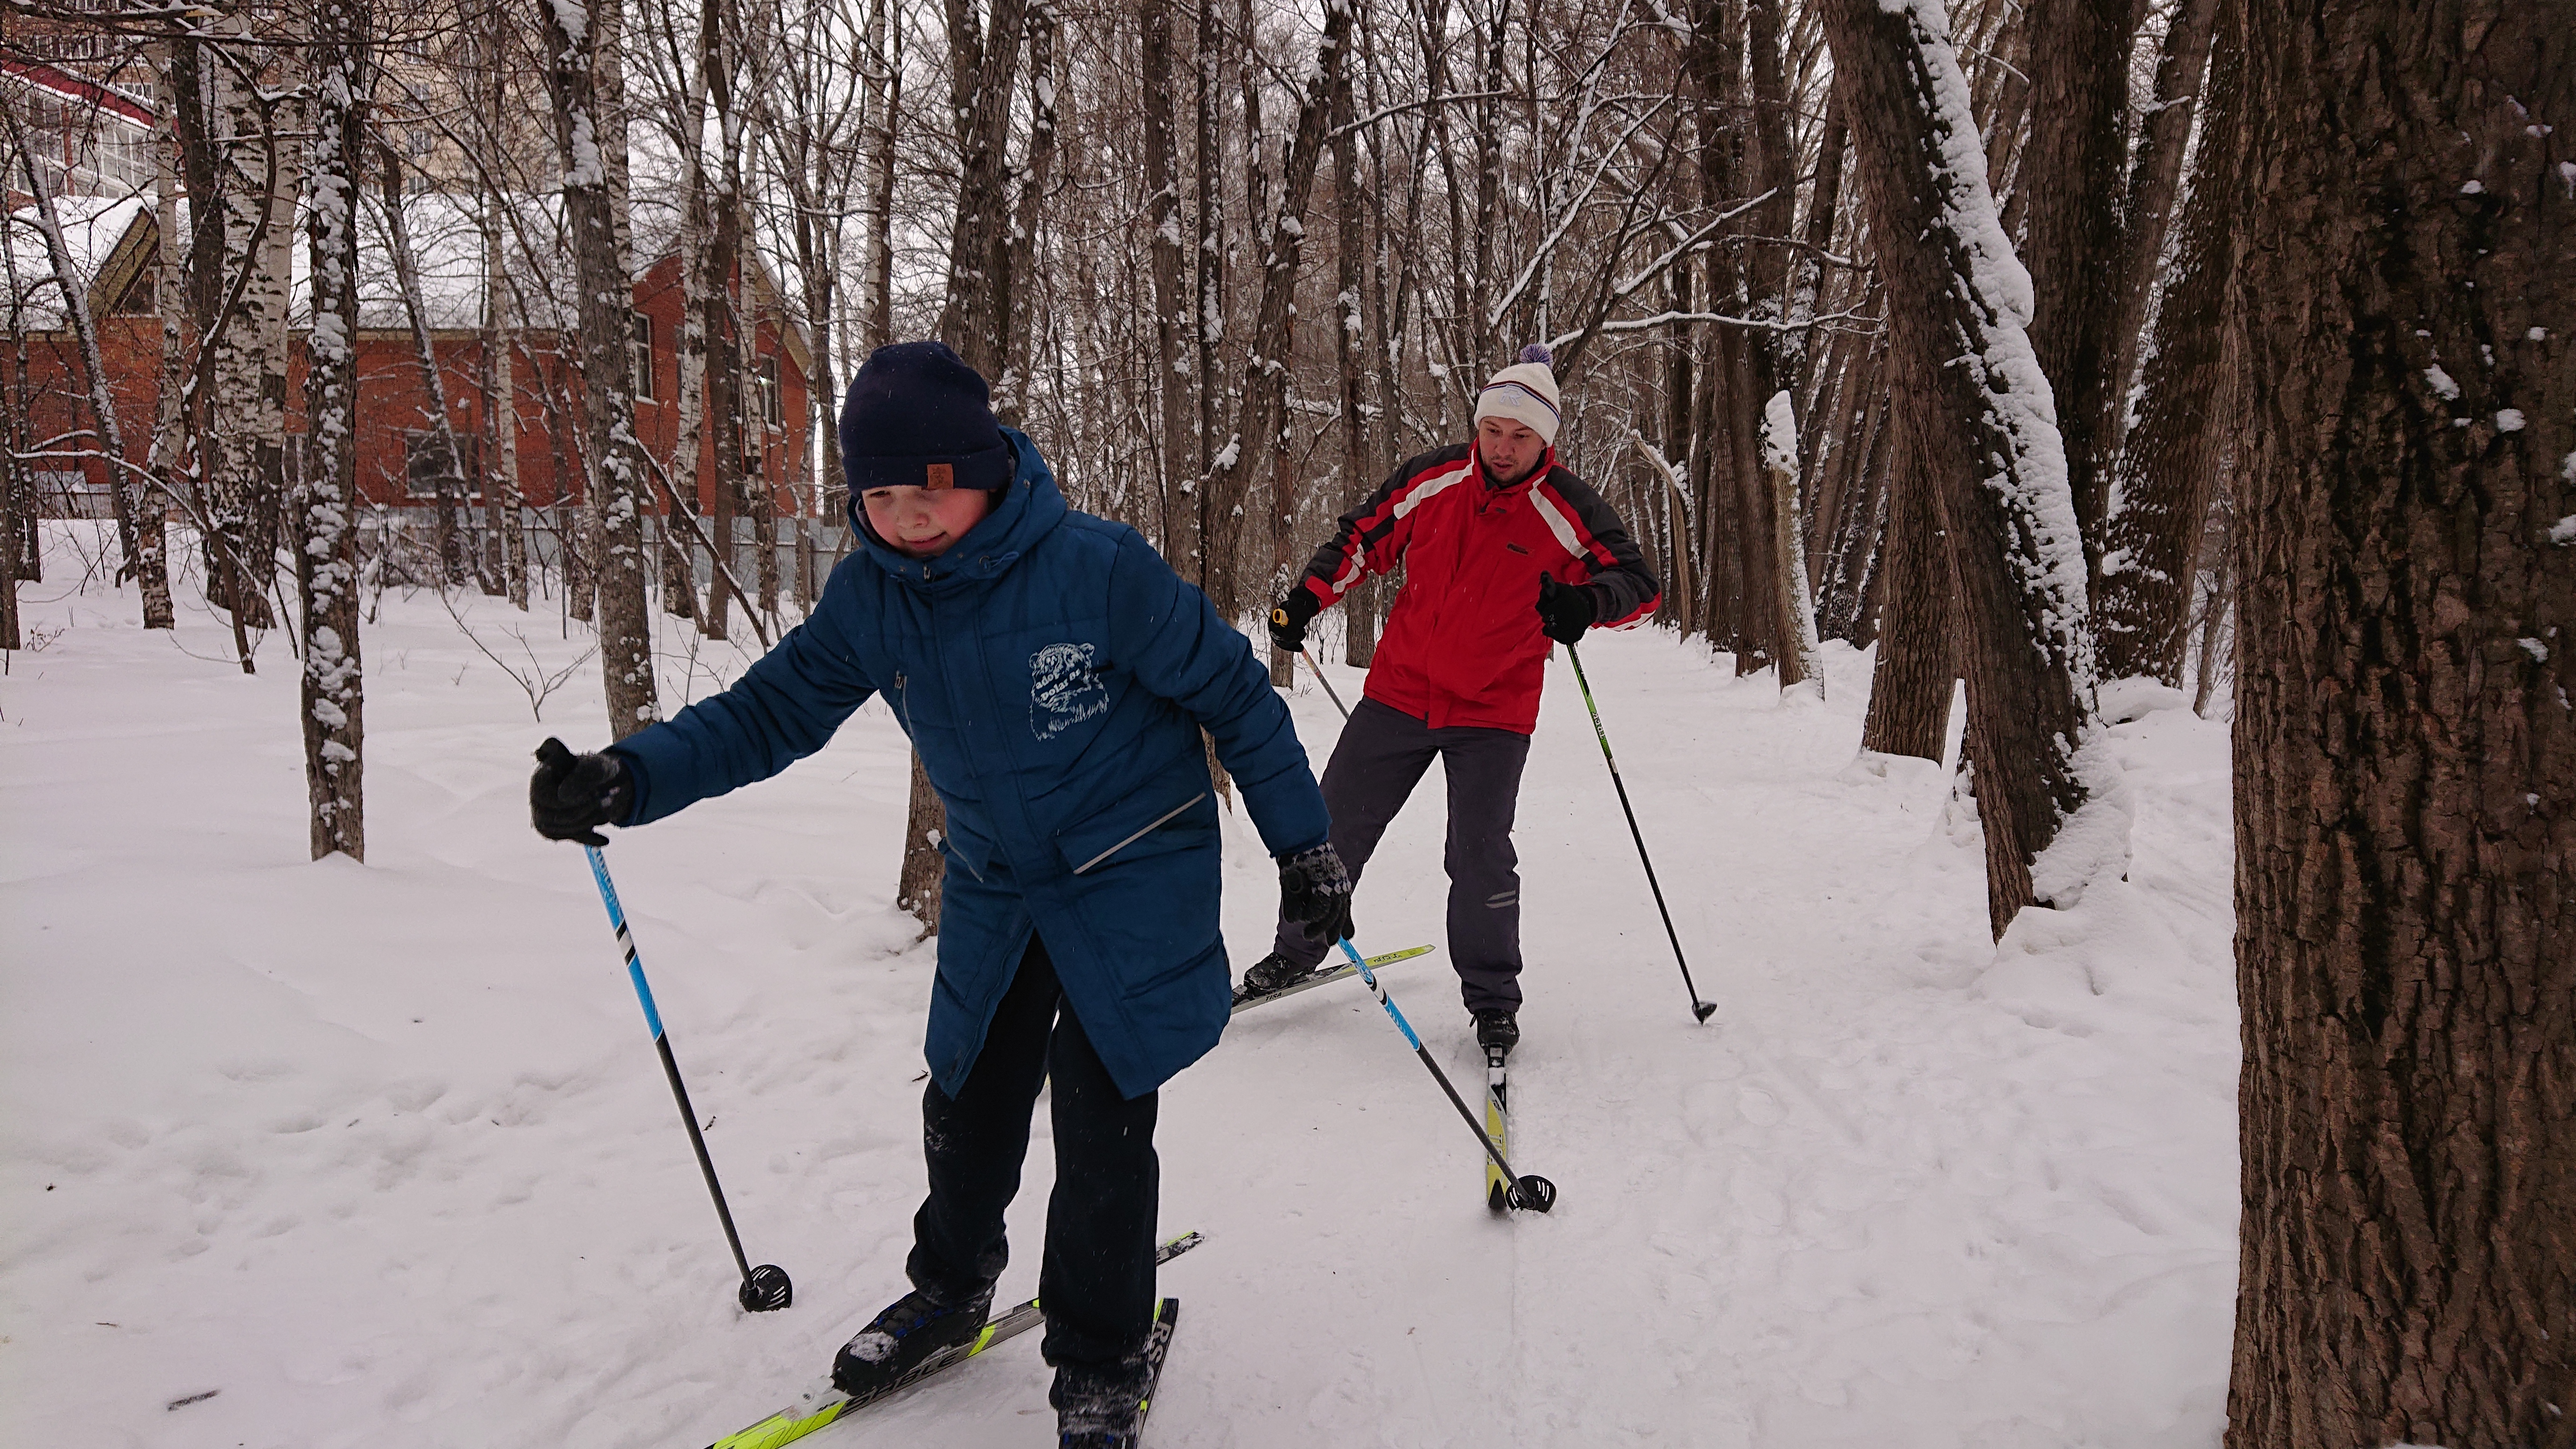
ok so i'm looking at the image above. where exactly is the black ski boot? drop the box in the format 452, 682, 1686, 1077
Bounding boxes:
830, 1283, 995, 1398
1054, 1352, 1157, 1448
1473, 1008, 1519, 1057
1233, 951, 1317, 1004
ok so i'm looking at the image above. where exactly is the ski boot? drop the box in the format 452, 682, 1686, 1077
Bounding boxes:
1054, 1352, 1157, 1448
1472, 1008, 1519, 1057
830, 1282, 995, 1398
1233, 951, 1320, 1004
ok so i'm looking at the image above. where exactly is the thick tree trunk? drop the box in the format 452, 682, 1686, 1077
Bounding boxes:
1859, 396, 1954, 761
2103, 0, 2218, 450
2224, 0, 2574, 1437
539, 0, 658, 740
1819, 0, 2126, 937
2093, 0, 2245, 683
1763, 390, 1822, 693
299, 0, 369, 863
2018, 0, 2133, 579
933, 0, 1032, 378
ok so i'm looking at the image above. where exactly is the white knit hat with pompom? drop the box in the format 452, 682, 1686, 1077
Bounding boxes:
1472, 344, 1563, 445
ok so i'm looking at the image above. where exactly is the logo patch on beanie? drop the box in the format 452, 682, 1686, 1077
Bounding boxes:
925, 462, 954, 490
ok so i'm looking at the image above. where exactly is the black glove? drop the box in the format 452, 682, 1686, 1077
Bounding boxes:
1536, 571, 1599, 646
1269, 589, 1321, 654
530, 737, 635, 847
1277, 842, 1357, 946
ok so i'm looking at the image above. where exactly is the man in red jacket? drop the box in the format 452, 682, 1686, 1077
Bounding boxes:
1246, 345, 1659, 1053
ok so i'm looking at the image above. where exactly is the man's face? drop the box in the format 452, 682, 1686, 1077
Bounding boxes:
1476, 416, 1547, 485
863, 484, 994, 558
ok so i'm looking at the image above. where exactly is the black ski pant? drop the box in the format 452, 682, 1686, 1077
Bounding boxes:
1269, 695, 1533, 1014
905, 933, 1158, 1372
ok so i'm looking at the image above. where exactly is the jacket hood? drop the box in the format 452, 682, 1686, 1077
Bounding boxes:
852, 425, 1068, 595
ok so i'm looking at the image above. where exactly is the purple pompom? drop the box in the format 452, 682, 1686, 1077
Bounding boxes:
1519, 344, 1553, 366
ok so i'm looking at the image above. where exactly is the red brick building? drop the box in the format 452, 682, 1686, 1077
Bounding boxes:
4, 192, 815, 526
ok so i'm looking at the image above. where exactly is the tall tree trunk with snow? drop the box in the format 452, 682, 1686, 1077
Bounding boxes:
932, 0, 1031, 378
299, 0, 370, 863
379, 144, 475, 589
2093, 0, 2244, 684
902, 0, 1030, 932
1203, 0, 1354, 643
205, 39, 295, 637
2018, 0, 2132, 579
539, 0, 659, 740
479, 38, 528, 611
2223, 0, 2573, 1434
1818, 0, 2128, 938
1763, 391, 1822, 695
1330, 43, 1373, 671
0, 95, 161, 630
1190, 0, 1223, 594
1859, 394, 1955, 761
673, 0, 718, 629
863, 0, 898, 352
1140, 0, 1193, 573
995, 4, 1060, 421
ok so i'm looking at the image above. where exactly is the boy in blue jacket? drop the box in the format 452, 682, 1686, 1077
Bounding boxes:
528, 342, 1352, 1446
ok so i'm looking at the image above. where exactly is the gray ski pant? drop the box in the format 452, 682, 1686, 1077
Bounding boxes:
1269, 696, 1533, 1013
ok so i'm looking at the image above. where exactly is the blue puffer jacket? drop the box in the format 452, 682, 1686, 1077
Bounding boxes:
607, 430, 1329, 1098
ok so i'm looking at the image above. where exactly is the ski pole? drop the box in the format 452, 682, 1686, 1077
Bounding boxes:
1332, 937, 1557, 1213
1298, 648, 1351, 721
581, 845, 794, 1312
1564, 644, 1718, 1024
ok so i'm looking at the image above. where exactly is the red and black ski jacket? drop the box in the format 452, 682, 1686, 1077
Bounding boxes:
1292, 441, 1659, 734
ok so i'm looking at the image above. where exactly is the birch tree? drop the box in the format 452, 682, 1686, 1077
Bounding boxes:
538, 0, 659, 739
299, 0, 372, 862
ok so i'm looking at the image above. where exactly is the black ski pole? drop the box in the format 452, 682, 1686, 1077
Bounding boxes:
1332, 937, 1557, 1213
1564, 644, 1718, 1023
581, 845, 793, 1312
1299, 648, 1352, 721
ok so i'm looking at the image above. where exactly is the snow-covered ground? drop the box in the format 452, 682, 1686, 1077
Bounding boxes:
1, 525, 2238, 1447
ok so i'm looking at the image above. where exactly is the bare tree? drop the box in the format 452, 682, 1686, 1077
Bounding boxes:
1818, 0, 2128, 937
538, 0, 660, 739
2224, 0, 2572, 1435
299, 0, 372, 862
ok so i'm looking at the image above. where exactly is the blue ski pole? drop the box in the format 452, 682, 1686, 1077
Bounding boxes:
1332, 937, 1557, 1213
582, 845, 793, 1312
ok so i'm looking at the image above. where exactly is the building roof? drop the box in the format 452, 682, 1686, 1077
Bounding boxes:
7, 189, 809, 366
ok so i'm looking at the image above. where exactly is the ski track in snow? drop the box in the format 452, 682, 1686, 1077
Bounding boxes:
0, 527, 2236, 1447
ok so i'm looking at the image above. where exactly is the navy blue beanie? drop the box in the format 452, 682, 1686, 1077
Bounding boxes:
839, 341, 1014, 495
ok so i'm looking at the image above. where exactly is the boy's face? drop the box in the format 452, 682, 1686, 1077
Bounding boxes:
864, 484, 994, 559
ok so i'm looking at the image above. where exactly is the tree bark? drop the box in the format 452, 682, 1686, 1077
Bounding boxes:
2224, 0, 2574, 1437
1859, 393, 1953, 761
2093, 0, 2244, 684
933, 0, 1032, 378
539, 0, 659, 740
1819, 0, 2125, 937
2018, 0, 2133, 579
299, 0, 369, 862
1140, 0, 1193, 572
